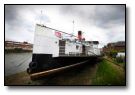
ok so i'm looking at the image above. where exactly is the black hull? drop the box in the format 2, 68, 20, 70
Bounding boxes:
27, 54, 99, 74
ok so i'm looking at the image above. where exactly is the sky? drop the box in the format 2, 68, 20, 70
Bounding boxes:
5, 5, 125, 48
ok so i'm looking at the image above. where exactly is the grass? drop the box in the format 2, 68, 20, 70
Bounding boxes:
107, 57, 125, 68
92, 58, 125, 85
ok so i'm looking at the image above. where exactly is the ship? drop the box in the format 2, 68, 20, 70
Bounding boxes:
27, 24, 101, 78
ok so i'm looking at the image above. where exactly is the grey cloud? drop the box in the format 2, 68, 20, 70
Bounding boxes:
5, 5, 51, 27
5, 5, 125, 45
5, 5, 35, 43
5, 5, 21, 27
93, 5, 125, 28
5, 5, 18, 22
5, 5, 51, 43
59, 5, 125, 28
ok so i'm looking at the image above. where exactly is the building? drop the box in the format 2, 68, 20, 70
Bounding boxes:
5, 41, 14, 50
103, 41, 125, 54
5, 41, 33, 51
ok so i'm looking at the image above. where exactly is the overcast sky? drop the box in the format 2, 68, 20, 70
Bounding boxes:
5, 5, 125, 48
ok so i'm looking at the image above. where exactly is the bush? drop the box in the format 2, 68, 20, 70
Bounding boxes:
109, 50, 117, 58
116, 56, 125, 63
14, 48, 23, 52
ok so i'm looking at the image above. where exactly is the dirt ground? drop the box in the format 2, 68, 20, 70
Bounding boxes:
5, 58, 125, 86
5, 62, 98, 85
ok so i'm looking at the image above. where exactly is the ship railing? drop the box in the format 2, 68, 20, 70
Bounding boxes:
59, 52, 94, 57
59, 48, 101, 57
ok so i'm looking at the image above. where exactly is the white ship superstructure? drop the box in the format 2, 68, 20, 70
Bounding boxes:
33, 24, 100, 57
27, 24, 101, 74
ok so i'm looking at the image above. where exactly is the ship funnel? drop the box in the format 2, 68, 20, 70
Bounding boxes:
78, 31, 82, 41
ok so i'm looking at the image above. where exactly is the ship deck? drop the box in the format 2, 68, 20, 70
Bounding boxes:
57, 55, 101, 58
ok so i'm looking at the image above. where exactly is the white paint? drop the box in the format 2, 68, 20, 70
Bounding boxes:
116, 52, 125, 57
33, 24, 59, 57
33, 24, 101, 57
65, 41, 80, 54
85, 44, 100, 56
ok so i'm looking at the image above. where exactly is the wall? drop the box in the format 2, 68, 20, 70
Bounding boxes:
33, 24, 59, 57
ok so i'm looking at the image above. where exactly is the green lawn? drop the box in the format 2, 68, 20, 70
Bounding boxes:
92, 58, 125, 85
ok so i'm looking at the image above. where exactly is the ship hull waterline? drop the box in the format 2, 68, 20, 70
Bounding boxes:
27, 54, 100, 79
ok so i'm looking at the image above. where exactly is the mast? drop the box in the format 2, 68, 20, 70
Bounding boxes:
71, 20, 74, 37
40, 10, 43, 24
73, 20, 74, 34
